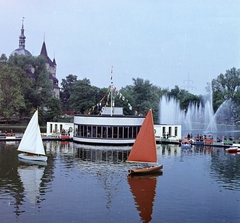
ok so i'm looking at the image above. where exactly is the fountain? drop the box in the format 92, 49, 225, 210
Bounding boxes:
159, 94, 239, 139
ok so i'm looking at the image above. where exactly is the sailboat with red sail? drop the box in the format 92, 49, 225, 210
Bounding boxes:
127, 109, 163, 174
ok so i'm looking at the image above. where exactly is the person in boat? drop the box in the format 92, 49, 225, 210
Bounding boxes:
27, 153, 39, 157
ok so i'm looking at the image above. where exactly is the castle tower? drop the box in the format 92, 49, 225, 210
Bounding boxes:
40, 41, 60, 98
11, 17, 32, 56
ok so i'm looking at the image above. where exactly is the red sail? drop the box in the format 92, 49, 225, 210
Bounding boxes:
127, 109, 157, 163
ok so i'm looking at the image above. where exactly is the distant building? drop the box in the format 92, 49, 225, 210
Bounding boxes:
11, 18, 60, 98
40, 41, 60, 98
11, 19, 32, 56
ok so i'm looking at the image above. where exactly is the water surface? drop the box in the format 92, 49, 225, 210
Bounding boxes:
0, 141, 240, 223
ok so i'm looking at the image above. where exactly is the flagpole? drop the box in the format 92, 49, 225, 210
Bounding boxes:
110, 66, 113, 116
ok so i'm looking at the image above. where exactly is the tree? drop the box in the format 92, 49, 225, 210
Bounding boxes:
212, 67, 240, 124
212, 68, 240, 101
8, 54, 52, 115
115, 86, 136, 115
0, 64, 26, 121
0, 54, 7, 64
131, 78, 163, 122
60, 74, 78, 111
40, 97, 62, 123
68, 78, 97, 114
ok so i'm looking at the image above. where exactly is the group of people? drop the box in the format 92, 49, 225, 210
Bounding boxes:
186, 133, 213, 142
185, 133, 235, 142
217, 135, 234, 142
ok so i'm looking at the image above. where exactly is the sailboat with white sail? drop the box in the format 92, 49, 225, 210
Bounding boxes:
17, 109, 47, 162
127, 109, 163, 174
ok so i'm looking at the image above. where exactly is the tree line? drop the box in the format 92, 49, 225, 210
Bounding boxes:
0, 53, 239, 125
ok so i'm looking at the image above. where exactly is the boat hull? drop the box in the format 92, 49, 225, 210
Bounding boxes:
225, 147, 240, 153
18, 153, 47, 162
181, 144, 191, 149
128, 165, 163, 175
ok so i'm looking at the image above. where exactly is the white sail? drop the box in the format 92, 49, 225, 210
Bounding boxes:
18, 110, 46, 156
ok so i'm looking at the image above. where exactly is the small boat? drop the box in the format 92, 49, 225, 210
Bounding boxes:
181, 144, 191, 150
181, 137, 192, 149
17, 110, 47, 162
127, 109, 163, 174
60, 133, 71, 140
225, 147, 240, 153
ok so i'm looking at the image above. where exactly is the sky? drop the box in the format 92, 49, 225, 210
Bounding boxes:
1, 0, 240, 95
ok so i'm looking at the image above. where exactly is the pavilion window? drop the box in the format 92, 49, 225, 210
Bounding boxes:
97, 126, 102, 138
175, 127, 178, 136
119, 127, 123, 138
103, 126, 107, 138
124, 127, 129, 138
80, 125, 83, 137
162, 127, 166, 137
113, 127, 118, 138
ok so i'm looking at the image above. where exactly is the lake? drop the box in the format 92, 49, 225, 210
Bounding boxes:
0, 141, 240, 223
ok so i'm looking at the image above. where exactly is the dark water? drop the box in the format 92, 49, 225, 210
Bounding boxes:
0, 141, 240, 223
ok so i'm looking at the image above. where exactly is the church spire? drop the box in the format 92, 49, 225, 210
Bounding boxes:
19, 17, 26, 49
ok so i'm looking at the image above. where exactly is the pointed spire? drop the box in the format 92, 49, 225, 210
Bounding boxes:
53, 58, 57, 66
40, 41, 48, 57
19, 17, 26, 49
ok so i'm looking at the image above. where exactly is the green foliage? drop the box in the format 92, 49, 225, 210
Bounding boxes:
165, 85, 201, 113
68, 79, 97, 114
0, 64, 26, 120
40, 97, 62, 123
212, 67, 240, 101
114, 88, 135, 115
60, 74, 78, 111
114, 78, 162, 122
0, 53, 57, 122
8, 54, 52, 116
0, 54, 7, 64
212, 67, 240, 123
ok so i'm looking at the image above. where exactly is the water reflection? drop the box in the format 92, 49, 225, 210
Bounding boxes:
159, 144, 240, 190
160, 144, 180, 156
72, 143, 131, 163
18, 164, 45, 204
0, 141, 240, 222
45, 141, 75, 156
128, 172, 162, 223
211, 151, 240, 191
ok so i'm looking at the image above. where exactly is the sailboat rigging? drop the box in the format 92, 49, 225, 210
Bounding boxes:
17, 109, 47, 162
127, 109, 163, 174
